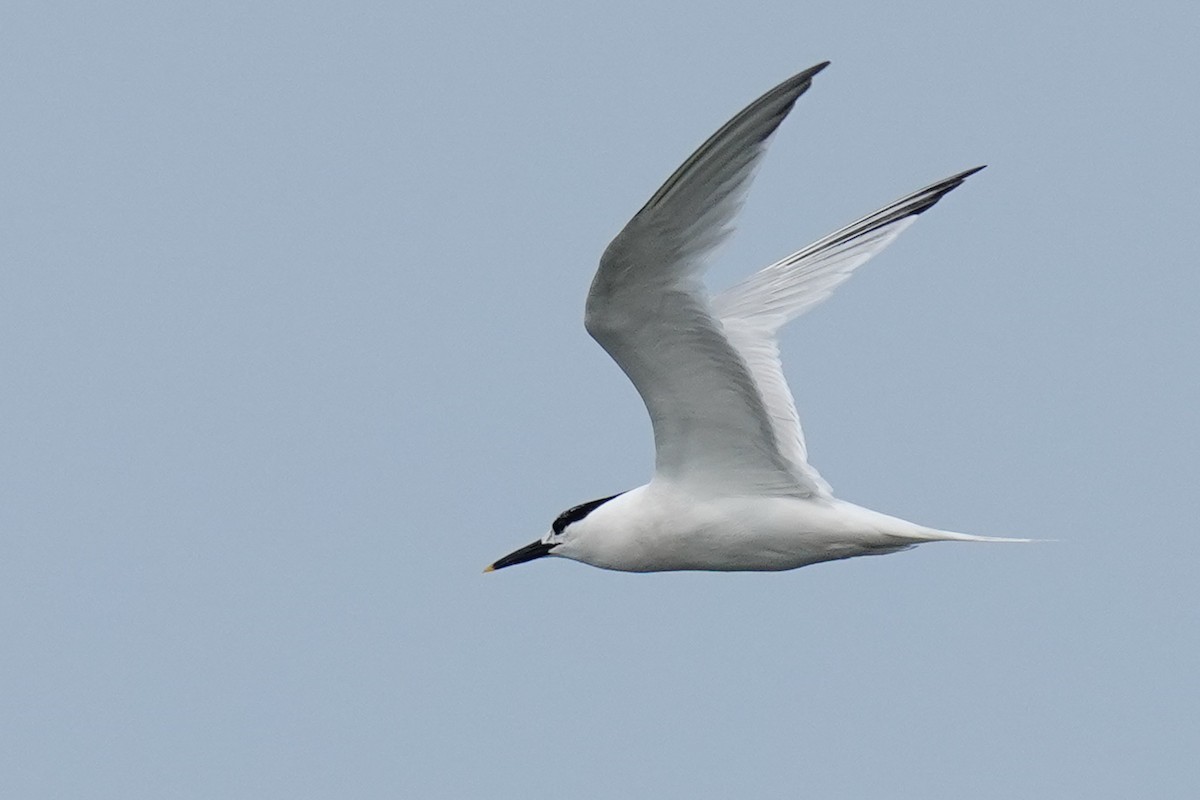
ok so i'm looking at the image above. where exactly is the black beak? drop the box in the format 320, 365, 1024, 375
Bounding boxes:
485, 539, 555, 572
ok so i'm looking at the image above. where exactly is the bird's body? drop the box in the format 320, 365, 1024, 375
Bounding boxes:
547, 485, 999, 573
487, 62, 1026, 574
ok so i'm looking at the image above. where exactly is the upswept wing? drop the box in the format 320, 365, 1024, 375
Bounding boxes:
586, 64, 829, 497
712, 168, 985, 492
585, 62, 983, 498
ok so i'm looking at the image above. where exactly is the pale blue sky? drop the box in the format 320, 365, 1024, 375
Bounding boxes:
2, 1, 1198, 797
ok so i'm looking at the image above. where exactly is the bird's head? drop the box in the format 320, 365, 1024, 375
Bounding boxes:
484, 493, 623, 572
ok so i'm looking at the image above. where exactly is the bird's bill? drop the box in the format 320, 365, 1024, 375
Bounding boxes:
484, 539, 555, 572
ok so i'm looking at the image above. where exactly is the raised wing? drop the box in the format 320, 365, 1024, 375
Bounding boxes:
586, 64, 830, 497
712, 167, 985, 493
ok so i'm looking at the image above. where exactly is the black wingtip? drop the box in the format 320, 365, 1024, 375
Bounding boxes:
906, 165, 988, 217
790, 61, 831, 89
771, 62, 831, 103
643, 61, 831, 211
761, 61, 831, 134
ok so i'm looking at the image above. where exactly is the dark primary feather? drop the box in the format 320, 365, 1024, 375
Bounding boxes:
639, 62, 830, 217
788, 166, 985, 258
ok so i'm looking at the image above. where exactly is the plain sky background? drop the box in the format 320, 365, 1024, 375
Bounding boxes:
2, 1, 1198, 797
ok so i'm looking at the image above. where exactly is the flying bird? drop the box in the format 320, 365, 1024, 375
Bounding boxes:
487, 61, 1025, 573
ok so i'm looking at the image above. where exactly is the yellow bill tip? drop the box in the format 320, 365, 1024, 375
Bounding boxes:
483, 564, 495, 573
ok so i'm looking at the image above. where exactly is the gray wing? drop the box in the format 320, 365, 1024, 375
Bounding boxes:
713, 167, 986, 494
585, 64, 830, 497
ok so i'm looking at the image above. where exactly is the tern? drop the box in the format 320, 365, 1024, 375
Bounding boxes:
487, 61, 1026, 574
